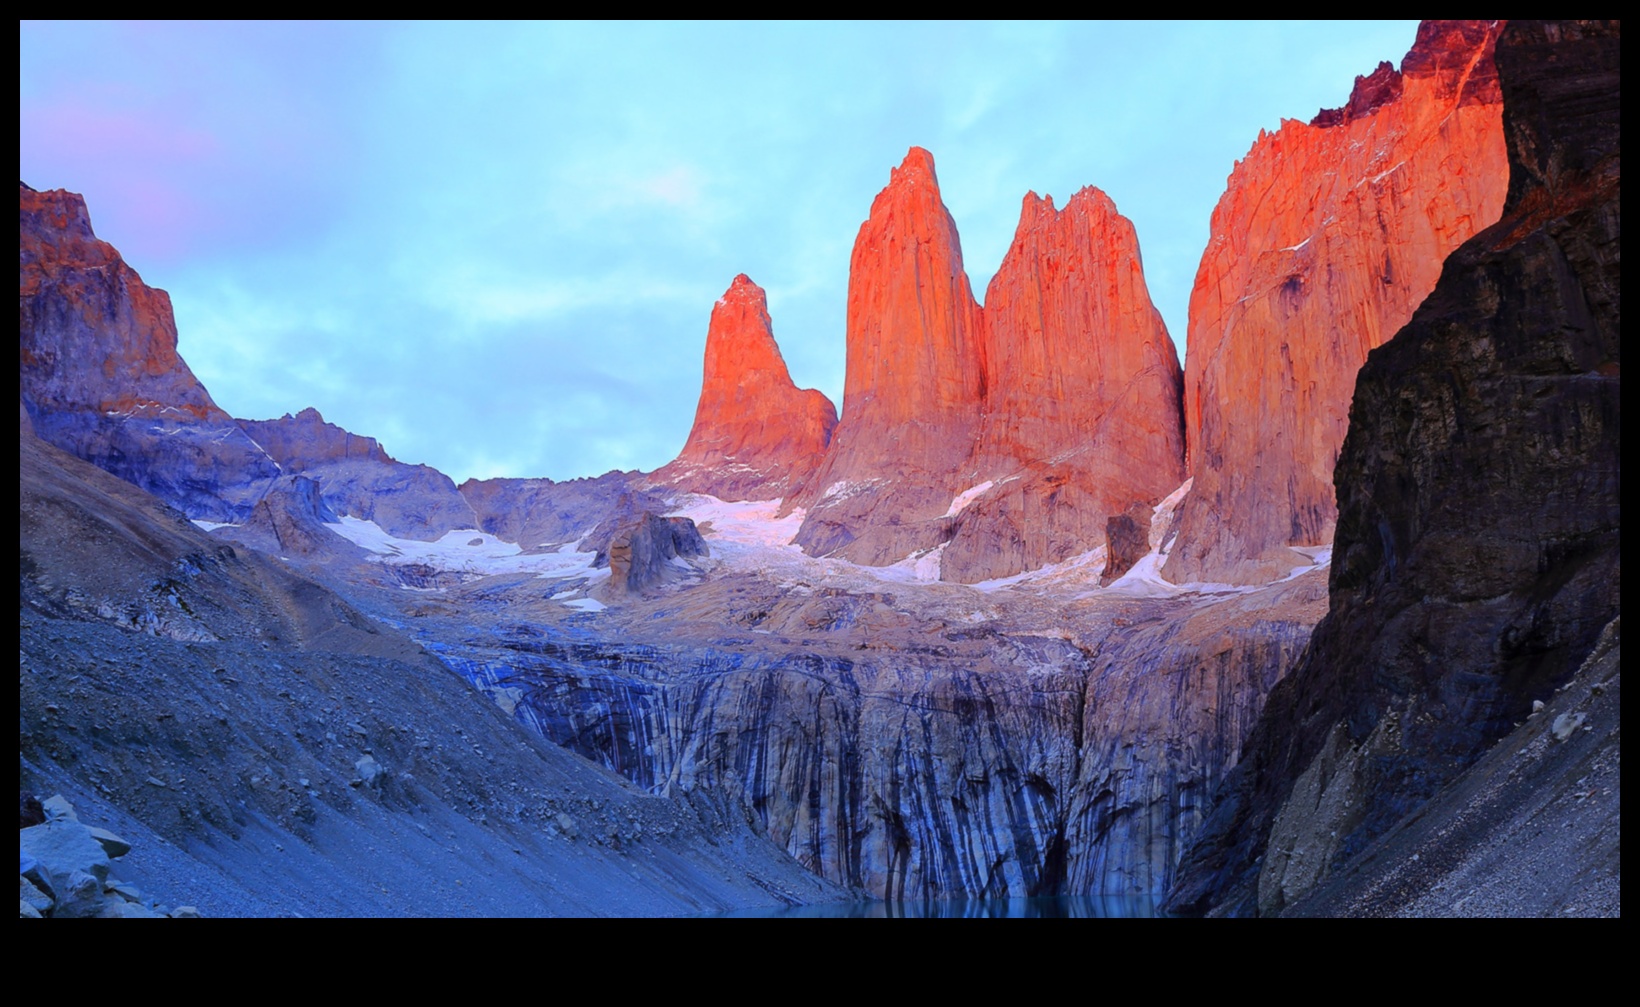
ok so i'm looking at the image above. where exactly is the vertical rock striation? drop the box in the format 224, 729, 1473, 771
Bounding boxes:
941, 188, 1186, 583
1168, 19, 1620, 916
19, 183, 280, 521
441, 573, 1325, 899
789, 147, 988, 566
1166, 20, 1510, 585
652, 274, 837, 501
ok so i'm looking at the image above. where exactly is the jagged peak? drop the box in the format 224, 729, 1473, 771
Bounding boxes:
1312, 20, 1504, 127
703, 273, 788, 377
1011, 185, 1126, 236
891, 145, 939, 186
718, 272, 765, 306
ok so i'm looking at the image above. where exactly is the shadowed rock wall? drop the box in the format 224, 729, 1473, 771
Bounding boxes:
1168, 19, 1620, 916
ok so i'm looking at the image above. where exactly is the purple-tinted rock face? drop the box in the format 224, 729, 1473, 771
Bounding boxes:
601, 512, 708, 596
239, 408, 476, 540
19, 183, 280, 520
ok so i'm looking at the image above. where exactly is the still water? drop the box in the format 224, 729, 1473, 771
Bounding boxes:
703, 895, 1164, 918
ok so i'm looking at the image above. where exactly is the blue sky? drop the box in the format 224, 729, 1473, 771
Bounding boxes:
21, 20, 1419, 482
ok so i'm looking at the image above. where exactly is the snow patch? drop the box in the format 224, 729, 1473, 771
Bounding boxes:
324, 516, 598, 579
943, 481, 995, 518
665, 494, 806, 550
1149, 478, 1193, 552
970, 546, 1107, 593
868, 544, 948, 585
191, 520, 238, 532
562, 597, 606, 612
818, 479, 881, 503
1279, 543, 1333, 582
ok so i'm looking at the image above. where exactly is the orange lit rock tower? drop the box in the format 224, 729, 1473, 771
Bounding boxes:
656, 274, 837, 501
941, 188, 1185, 582
1165, 20, 1509, 585
789, 147, 988, 565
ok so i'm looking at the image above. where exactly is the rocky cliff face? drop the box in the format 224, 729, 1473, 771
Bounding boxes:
653, 274, 837, 501
239, 408, 478, 540
1166, 21, 1510, 585
785, 152, 1186, 583
437, 572, 1325, 899
19, 183, 280, 521
459, 470, 660, 552
789, 147, 988, 566
1168, 19, 1620, 916
220, 474, 368, 562
941, 188, 1186, 583
239, 406, 391, 468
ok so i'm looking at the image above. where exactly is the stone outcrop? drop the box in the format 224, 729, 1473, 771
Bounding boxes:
600, 513, 709, 596
652, 274, 837, 501
19, 183, 280, 521
1099, 505, 1152, 587
941, 188, 1186, 583
220, 474, 367, 562
239, 408, 477, 540
1165, 21, 1510, 585
239, 406, 391, 468
1168, 20, 1621, 916
789, 147, 987, 566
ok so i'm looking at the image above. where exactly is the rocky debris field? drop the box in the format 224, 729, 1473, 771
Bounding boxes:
21, 793, 200, 918
19, 429, 840, 916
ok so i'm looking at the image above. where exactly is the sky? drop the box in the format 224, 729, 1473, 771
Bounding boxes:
21, 20, 1420, 483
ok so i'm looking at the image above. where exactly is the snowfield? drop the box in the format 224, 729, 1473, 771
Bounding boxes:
325, 516, 600, 581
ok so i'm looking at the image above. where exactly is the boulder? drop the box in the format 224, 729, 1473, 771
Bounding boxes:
602, 513, 709, 596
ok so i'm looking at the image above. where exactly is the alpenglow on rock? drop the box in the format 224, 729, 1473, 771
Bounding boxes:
941, 188, 1186, 583
1165, 20, 1510, 585
784, 150, 1184, 581
18, 183, 280, 521
1168, 18, 1621, 917
788, 147, 988, 566
652, 274, 837, 501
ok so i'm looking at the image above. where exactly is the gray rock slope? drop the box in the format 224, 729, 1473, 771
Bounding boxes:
19, 426, 839, 916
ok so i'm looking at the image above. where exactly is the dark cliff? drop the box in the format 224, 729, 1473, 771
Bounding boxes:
1168, 20, 1621, 916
